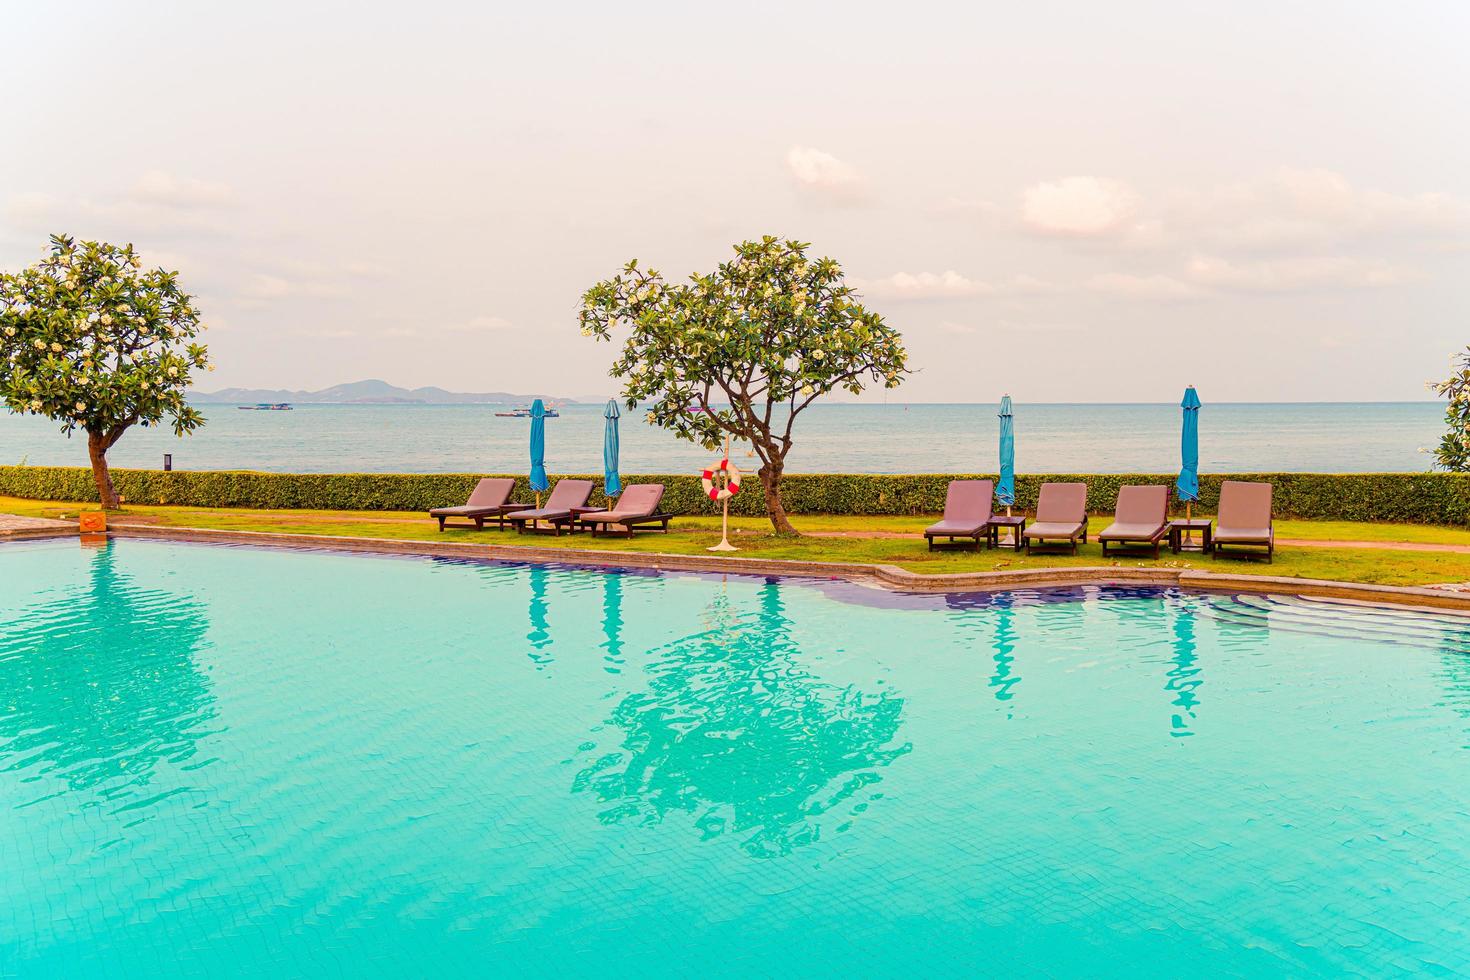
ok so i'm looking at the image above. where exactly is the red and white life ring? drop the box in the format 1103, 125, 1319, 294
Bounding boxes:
701, 458, 742, 502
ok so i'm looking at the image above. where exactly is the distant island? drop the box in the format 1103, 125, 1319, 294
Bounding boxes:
190, 379, 581, 405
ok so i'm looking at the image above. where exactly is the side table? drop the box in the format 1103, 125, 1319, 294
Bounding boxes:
1168, 518, 1213, 554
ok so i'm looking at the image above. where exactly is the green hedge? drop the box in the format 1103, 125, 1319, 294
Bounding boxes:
2, 465, 1468, 525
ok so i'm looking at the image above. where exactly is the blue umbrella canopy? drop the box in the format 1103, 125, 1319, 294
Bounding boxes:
602, 400, 622, 499
528, 398, 549, 494
1177, 386, 1201, 504
996, 395, 1016, 508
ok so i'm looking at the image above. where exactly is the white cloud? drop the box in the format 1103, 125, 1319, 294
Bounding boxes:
854, 271, 1053, 300
1087, 272, 1199, 300
1184, 254, 1418, 292
786, 146, 869, 204
854, 270, 991, 299
237, 272, 344, 303
380, 315, 515, 340
1021, 176, 1139, 237
446, 315, 513, 333
4, 172, 237, 235
1005, 169, 1466, 257
1162, 168, 1467, 250
131, 171, 235, 209
241, 274, 292, 299
934, 196, 1001, 221
9, 194, 227, 234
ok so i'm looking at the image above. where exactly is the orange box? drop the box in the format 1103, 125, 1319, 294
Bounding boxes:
78, 512, 107, 533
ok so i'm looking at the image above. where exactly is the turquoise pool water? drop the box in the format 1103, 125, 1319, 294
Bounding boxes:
3, 538, 1470, 977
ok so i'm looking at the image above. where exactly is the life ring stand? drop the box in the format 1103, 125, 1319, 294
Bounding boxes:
701, 458, 742, 502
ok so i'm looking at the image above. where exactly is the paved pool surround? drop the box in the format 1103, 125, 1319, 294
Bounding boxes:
3, 520, 1452, 613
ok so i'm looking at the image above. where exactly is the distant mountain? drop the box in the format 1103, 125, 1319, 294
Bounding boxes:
191, 379, 579, 405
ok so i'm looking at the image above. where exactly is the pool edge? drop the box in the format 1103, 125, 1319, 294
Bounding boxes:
92, 522, 1470, 614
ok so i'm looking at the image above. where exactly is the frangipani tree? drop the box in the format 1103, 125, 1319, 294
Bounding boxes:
579, 237, 908, 535
0, 235, 211, 507
1431, 347, 1470, 472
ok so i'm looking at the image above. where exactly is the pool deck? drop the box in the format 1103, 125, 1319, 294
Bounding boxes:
0, 513, 77, 539
42, 520, 1465, 615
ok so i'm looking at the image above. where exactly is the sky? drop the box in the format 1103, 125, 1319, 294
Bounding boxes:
3, 1, 1468, 403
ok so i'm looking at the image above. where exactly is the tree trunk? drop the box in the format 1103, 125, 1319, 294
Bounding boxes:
758, 461, 797, 536
87, 430, 121, 509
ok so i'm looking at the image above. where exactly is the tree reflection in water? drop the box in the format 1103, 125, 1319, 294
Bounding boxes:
0, 545, 215, 799
573, 580, 910, 858
988, 596, 1022, 708
1165, 595, 1204, 738
1435, 632, 1470, 750
600, 571, 625, 675
525, 563, 553, 667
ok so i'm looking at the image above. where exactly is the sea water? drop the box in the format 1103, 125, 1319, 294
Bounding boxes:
0, 402, 1444, 474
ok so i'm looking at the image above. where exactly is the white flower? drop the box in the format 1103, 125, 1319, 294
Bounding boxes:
101, 314, 113, 326
32, 339, 45, 349
3, 326, 14, 337
801, 384, 814, 396
168, 366, 179, 377
50, 342, 63, 353
140, 325, 150, 334
580, 326, 592, 337
645, 411, 656, 423
812, 349, 825, 360
74, 401, 86, 412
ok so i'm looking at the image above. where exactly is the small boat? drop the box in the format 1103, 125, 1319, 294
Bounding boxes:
495, 405, 560, 418
238, 403, 294, 411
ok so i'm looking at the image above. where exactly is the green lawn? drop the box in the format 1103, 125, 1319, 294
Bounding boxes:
4, 495, 1469, 587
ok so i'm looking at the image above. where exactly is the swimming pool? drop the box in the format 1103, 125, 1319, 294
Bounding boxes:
3, 538, 1469, 976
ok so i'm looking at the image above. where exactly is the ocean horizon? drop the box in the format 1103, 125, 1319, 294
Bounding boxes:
1, 401, 1446, 476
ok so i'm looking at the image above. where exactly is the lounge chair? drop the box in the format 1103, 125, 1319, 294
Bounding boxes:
575, 484, 672, 537
1098, 485, 1169, 558
428, 478, 524, 531
1022, 482, 1089, 555
923, 479, 995, 551
505, 479, 594, 535
1213, 480, 1274, 562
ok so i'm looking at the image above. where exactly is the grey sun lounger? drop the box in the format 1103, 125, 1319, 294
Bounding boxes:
505, 479, 595, 535
428, 478, 525, 531
923, 479, 995, 551
1213, 480, 1274, 562
1098, 485, 1169, 558
1022, 482, 1089, 555
575, 484, 672, 538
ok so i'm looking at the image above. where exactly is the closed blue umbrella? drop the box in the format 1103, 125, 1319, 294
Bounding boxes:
529, 398, 549, 505
602, 399, 622, 500
1177, 386, 1201, 519
996, 395, 1015, 511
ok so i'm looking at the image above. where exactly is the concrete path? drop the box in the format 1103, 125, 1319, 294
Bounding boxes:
0, 513, 75, 537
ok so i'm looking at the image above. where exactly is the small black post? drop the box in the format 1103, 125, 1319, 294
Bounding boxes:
163, 454, 173, 472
